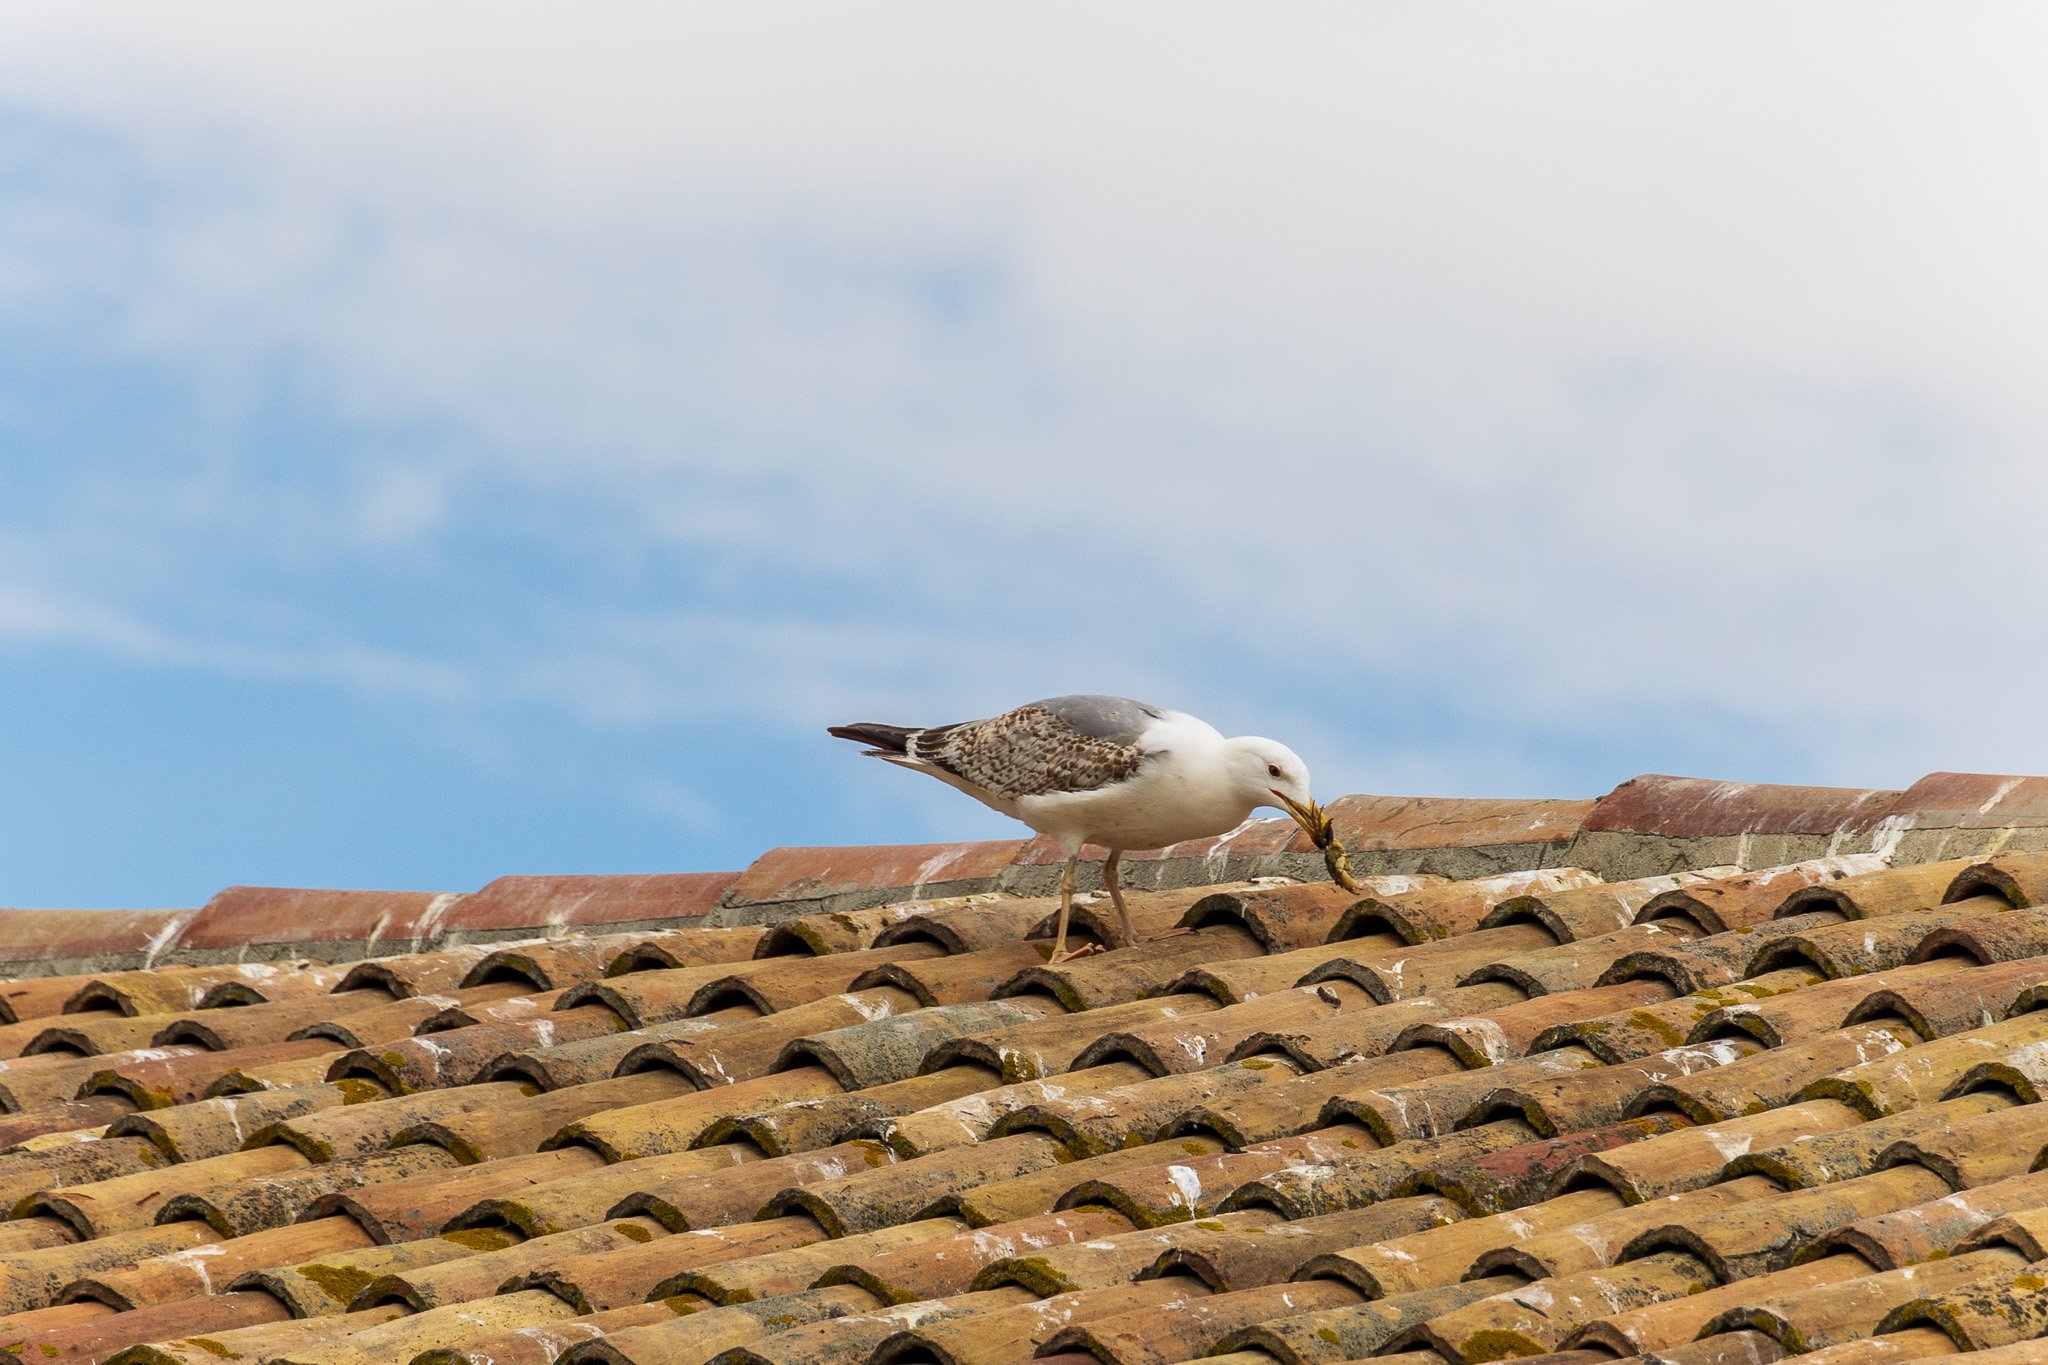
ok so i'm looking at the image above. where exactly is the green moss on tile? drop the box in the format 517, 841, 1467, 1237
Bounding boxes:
1462, 1328, 1543, 1361
439, 1228, 517, 1251
1627, 1010, 1687, 1047
293, 1262, 376, 1305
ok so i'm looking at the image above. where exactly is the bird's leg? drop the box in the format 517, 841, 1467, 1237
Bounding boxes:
1104, 849, 1187, 946
1104, 849, 1135, 948
1049, 853, 1081, 961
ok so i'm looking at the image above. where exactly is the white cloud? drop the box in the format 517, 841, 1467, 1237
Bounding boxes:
0, 581, 474, 702
2, 3, 2047, 797
509, 611, 1179, 731
626, 776, 725, 837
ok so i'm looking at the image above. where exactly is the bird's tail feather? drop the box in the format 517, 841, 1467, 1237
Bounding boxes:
827, 722, 919, 756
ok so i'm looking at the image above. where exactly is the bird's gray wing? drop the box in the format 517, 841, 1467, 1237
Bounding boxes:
1027, 695, 1167, 745
912, 698, 1157, 799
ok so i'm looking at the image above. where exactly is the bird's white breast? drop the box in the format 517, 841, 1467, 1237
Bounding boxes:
1015, 710, 1255, 852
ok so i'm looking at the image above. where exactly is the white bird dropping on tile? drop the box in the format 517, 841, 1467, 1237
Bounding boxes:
829, 695, 1322, 959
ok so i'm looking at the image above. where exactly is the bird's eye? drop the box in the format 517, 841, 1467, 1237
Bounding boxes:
1267, 764, 1283, 778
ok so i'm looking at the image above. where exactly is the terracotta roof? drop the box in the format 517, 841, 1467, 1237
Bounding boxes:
14, 770, 2048, 1363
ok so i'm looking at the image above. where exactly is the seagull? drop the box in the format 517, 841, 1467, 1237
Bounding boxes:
828, 695, 1322, 959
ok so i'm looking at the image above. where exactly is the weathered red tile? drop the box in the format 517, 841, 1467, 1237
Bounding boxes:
560, 1068, 846, 1161
0, 1045, 200, 1113
704, 1064, 998, 1158
455, 1144, 758, 1237
29, 1144, 310, 1239
22, 1011, 166, 1056
332, 1010, 619, 1094
0, 1221, 220, 1315
997, 925, 1264, 1011
73, 1216, 371, 1309
77, 1303, 410, 1363
509, 1219, 823, 1316
151, 990, 390, 1052
1851, 955, 2048, 1037
451, 872, 738, 933
1879, 1250, 2048, 1350
1183, 880, 1438, 953
1534, 968, 1815, 1063
1702, 1246, 2024, 1353
1043, 1277, 1363, 1364
1402, 980, 1673, 1067
86, 1038, 340, 1109
873, 1280, 1200, 1365
336, 945, 511, 999
105, 1082, 361, 1162
1774, 858, 1979, 922
675, 1283, 1019, 1360
7, 1287, 292, 1361
178, 887, 465, 951
313, 1147, 607, 1243
871, 899, 1053, 954
767, 1132, 1068, 1235
70, 962, 343, 1016
1011, 818, 1306, 866
1944, 852, 2048, 910
0, 1135, 165, 1219
0, 976, 102, 1026
0, 909, 199, 968
1080, 983, 1369, 1076
1011, 835, 1111, 867
1481, 1178, 1778, 1280
1617, 1166, 1952, 1280
1829, 1168, 2048, 1269
1304, 1187, 1622, 1299
725, 842, 1025, 906
459, 933, 648, 991
1639, 855, 1893, 933
1130, 816, 1303, 863
556, 1286, 882, 1365
0, 1095, 136, 1147
1283, 794, 1595, 853
1886, 772, 2048, 833
1490, 870, 1738, 942
1417, 1251, 1714, 1362
1337, 868, 1605, 944
1584, 774, 1901, 837
881, 1063, 1153, 1156
589, 926, 769, 975
974, 1209, 1287, 1295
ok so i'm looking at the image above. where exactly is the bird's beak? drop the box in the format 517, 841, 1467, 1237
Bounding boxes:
1273, 790, 1332, 846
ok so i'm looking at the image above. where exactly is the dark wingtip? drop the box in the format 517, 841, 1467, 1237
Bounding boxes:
827, 722, 915, 754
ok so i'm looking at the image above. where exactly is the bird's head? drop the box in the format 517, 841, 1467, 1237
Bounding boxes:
1225, 736, 1315, 820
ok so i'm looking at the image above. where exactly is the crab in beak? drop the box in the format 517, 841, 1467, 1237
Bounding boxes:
1273, 791, 1363, 893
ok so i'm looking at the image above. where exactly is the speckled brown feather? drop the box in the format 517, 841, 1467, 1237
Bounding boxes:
912, 705, 1146, 799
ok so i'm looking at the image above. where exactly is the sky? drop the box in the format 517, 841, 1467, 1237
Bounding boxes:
2, 5, 2047, 908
